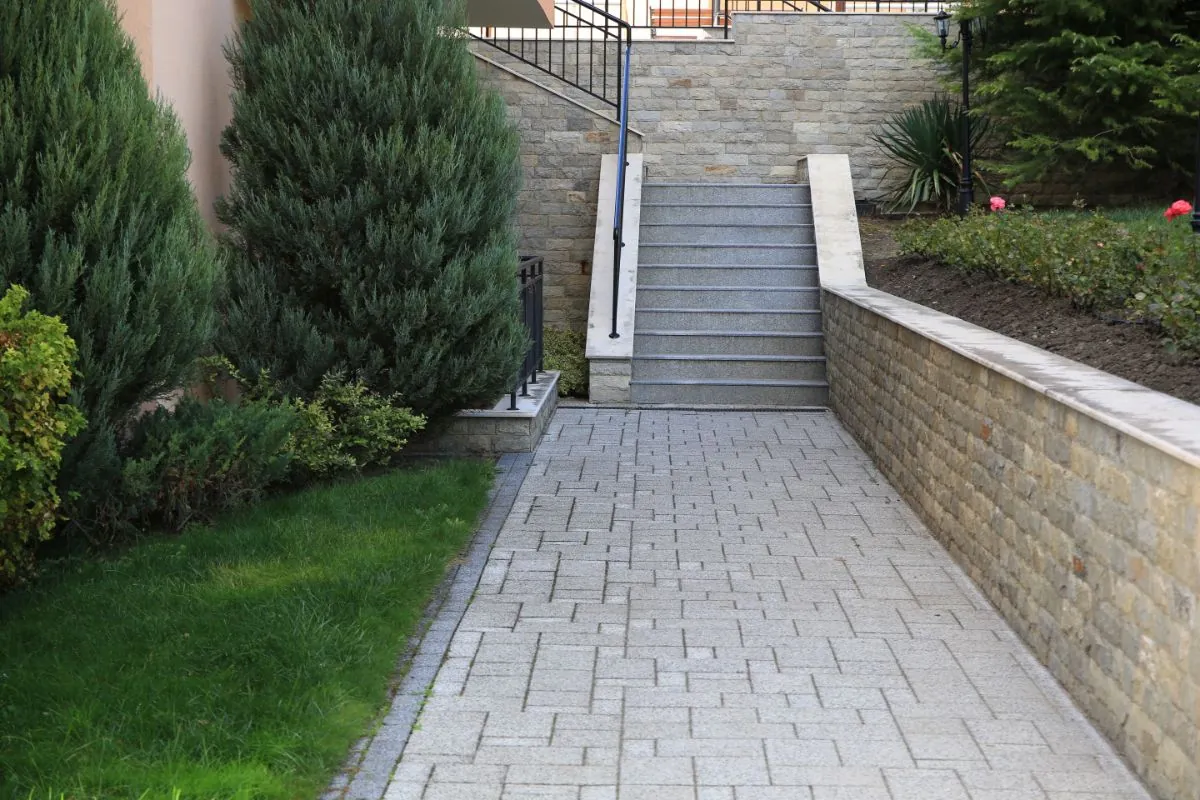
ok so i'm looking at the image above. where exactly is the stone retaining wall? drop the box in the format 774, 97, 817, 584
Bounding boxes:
823, 287, 1200, 800
480, 14, 942, 200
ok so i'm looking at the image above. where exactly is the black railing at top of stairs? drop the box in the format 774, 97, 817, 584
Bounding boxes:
469, 0, 631, 109
610, 1, 954, 39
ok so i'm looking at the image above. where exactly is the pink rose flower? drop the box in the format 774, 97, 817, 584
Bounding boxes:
990, 196, 1007, 212
1165, 200, 1193, 221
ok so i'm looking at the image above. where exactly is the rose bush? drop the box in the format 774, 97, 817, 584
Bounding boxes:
898, 209, 1200, 353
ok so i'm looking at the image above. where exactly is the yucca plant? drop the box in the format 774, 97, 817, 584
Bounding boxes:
871, 96, 991, 213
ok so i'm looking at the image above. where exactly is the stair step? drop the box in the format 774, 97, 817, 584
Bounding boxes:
637, 308, 823, 333
634, 331, 826, 357
630, 379, 830, 407
640, 243, 817, 266
633, 354, 827, 381
643, 182, 812, 205
637, 286, 820, 311
639, 223, 816, 245
638, 265, 820, 288
642, 207, 812, 226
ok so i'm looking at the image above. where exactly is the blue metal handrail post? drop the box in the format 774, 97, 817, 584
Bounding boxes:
609, 31, 633, 339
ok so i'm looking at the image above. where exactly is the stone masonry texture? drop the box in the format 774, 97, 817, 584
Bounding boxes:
476, 54, 641, 332
481, 15, 942, 197
628, 14, 939, 192
475, 14, 1158, 330
475, 14, 942, 331
823, 291, 1200, 800
381, 407, 1153, 800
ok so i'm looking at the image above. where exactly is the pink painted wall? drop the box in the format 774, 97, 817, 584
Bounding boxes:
115, 0, 243, 227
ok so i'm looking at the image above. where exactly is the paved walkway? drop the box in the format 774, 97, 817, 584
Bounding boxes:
384, 409, 1151, 800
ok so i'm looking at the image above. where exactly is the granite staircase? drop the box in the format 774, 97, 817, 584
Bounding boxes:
632, 182, 828, 406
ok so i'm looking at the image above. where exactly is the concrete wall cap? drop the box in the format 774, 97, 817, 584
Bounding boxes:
829, 284, 1200, 471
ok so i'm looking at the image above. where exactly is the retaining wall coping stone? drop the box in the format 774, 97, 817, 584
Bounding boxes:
808, 151, 1200, 470
827, 286, 1200, 471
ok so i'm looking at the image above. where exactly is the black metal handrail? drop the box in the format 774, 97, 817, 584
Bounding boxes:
610, 37, 632, 340
511, 256, 545, 410
469, 1, 631, 108
613, 1, 954, 38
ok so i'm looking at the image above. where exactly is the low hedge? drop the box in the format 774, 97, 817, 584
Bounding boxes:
101, 367, 428, 536
544, 327, 588, 398
897, 209, 1200, 353
0, 286, 86, 585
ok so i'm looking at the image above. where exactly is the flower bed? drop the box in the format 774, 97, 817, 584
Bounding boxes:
897, 204, 1200, 353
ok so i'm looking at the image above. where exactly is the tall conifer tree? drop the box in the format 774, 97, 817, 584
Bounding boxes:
944, 0, 1200, 183
217, 0, 527, 416
0, 0, 223, 530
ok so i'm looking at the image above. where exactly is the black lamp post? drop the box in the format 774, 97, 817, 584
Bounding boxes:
1193, 113, 1200, 235
936, 10, 974, 218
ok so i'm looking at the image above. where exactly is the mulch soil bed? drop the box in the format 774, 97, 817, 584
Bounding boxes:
860, 218, 1200, 407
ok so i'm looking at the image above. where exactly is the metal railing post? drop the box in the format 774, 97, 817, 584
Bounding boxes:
521, 262, 532, 398
610, 31, 633, 339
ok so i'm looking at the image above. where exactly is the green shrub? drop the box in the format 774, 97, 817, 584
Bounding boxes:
0, 0, 223, 533
871, 96, 991, 212
198, 357, 427, 479
544, 328, 588, 398
217, 0, 526, 417
0, 286, 86, 585
1132, 271, 1200, 354
897, 208, 1200, 351
112, 398, 299, 533
291, 376, 426, 478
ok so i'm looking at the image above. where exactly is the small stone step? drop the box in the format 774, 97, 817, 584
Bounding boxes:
633, 331, 826, 357
636, 308, 823, 333
640, 203, 812, 226
637, 286, 821, 311
639, 243, 817, 266
643, 182, 812, 205
639, 223, 816, 246
630, 378, 829, 406
638, 265, 820, 288
633, 354, 827, 382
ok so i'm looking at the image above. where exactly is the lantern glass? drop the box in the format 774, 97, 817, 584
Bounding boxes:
935, 11, 951, 42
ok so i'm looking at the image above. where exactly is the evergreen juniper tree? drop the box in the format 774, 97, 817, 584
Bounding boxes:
938, 0, 1200, 184
0, 0, 223, 531
217, 0, 527, 416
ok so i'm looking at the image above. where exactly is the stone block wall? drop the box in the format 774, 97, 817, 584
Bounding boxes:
629, 14, 940, 195
479, 15, 942, 198
476, 54, 642, 332
475, 14, 943, 329
407, 372, 560, 456
823, 289, 1200, 800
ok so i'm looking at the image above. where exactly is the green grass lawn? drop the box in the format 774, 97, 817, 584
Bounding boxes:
0, 461, 493, 800
1038, 205, 1162, 225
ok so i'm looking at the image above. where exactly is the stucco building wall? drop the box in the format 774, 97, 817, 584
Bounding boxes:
115, 0, 245, 226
